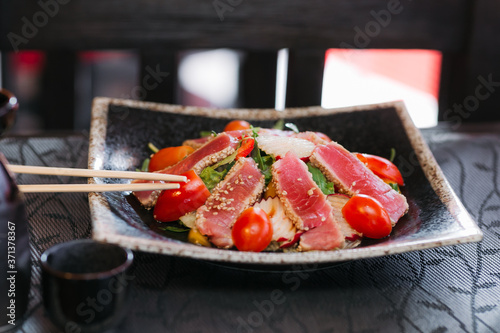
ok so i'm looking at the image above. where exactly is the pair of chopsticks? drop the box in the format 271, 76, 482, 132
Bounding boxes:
7, 164, 186, 193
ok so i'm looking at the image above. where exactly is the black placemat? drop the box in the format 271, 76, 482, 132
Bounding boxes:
1, 126, 499, 333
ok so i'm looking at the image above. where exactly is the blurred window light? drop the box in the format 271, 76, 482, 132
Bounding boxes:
321, 49, 442, 128
178, 49, 241, 108
275, 48, 289, 111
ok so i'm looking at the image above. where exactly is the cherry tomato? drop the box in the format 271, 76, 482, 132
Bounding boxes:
149, 146, 195, 172
355, 153, 404, 186
236, 137, 255, 159
224, 120, 251, 132
232, 207, 273, 252
153, 170, 210, 222
341, 194, 392, 239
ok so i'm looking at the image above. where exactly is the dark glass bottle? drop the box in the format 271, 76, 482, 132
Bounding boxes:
0, 89, 17, 135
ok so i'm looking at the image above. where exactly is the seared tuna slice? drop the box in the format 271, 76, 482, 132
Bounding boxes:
272, 151, 344, 250
326, 194, 362, 248
132, 168, 178, 208
133, 133, 239, 208
182, 136, 213, 150
310, 142, 408, 223
299, 218, 345, 251
167, 132, 239, 175
294, 131, 332, 145
182, 129, 251, 149
272, 151, 332, 230
196, 158, 265, 248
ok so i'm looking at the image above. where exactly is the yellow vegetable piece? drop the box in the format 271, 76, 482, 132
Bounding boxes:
264, 181, 277, 199
188, 228, 212, 247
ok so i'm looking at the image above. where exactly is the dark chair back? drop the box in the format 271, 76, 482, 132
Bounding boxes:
1, 0, 499, 128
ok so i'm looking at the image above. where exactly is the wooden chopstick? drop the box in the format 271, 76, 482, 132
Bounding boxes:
7, 164, 186, 193
17, 182, 180, 193
7, 164, 187, 182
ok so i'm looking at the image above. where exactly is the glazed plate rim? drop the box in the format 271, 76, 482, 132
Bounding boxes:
88, 97, 482, 265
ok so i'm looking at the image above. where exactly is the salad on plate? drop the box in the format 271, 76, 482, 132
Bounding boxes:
131, 120, 408, 252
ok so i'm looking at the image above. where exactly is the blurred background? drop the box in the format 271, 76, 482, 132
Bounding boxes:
1, 48, 442, 134
1, 0, 498, 134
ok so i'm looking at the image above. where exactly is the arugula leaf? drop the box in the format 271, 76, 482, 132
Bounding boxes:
137, 157, 150, 172
199, 150, 238, 191
260, 155, 275, 185
273, 119, 285, 130
250, 125, 259, 138
214, 150, 238, 169
148, 142, 160, 153
389, 148, 396, 163
159, 225, 190, 233
136, 142, 158, 171
251, 137, 275, 185
389, 182, 400, 192
200, 130, 217, 138
307, 163, 335, 195
271, 120, 298, 133
200, 165, 230, 191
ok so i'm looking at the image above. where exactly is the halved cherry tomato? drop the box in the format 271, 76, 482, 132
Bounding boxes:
341, 194, 392, 239
232, 207, 273, 252
149, 146, 194, 172
153, 170, 210, 222
355, 153, 404, 186
224, 120, 251, 132
236, 137, 255, 159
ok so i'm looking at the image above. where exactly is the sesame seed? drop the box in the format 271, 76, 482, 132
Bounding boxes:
321, 217, 326, 222
282, 191, 288, 195
213, 212, 218, 215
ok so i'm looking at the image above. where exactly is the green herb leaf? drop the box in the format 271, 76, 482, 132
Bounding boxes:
273, 119, 285, 130
389, 182, 400, 192
250, 125, 260, 139
251, 139, 275, 185
148, 142, 160, 153
307, 163, 335, 195
158, 225, 190, 233
137, 158, 150, 172
285, 122, 299, 133
213, 150, 238, 169
260, 155, 275, 185
200, 130, 217, 138
200, 165, 229, 191
199, 150, 238, 191
389, 148, 396, 163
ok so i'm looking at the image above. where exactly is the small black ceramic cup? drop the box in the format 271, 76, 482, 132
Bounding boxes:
41, 240, 134, 333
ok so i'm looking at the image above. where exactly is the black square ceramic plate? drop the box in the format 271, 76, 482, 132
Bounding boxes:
88, 98, 482, 265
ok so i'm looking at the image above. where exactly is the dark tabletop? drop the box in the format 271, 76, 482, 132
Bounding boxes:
1, 123, 500, 333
